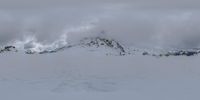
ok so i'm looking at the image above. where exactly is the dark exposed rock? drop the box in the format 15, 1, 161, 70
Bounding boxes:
0, 46, 17, 53
142, 52, 149, 56
145, 49, 200, 57
0, 36, 200, 57
80, 37, 126, 56
166, 50, 200, 56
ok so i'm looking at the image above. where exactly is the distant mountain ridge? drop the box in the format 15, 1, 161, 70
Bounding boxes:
1, 36, 200, 57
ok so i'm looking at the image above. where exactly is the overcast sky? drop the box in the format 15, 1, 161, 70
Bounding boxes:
1, 0, 200, 9
0, 0, 200, 48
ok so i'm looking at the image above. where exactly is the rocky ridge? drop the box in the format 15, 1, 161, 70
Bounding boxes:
0, 37, 200, 57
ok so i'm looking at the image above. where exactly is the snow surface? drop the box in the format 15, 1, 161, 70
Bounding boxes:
0, 47, 200, 100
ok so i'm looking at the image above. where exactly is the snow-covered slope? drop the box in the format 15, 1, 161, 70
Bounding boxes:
1, 36, 200, 100
0, 47, 200, 100
1, 35, 200, 100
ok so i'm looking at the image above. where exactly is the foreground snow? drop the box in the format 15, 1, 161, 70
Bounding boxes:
0, 49, 200, 100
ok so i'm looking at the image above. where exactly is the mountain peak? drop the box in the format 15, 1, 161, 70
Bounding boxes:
80, 36, 126, 56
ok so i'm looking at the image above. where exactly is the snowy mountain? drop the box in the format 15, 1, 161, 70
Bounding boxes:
0, 35, 126, 55
79, 36, 127, 56
1, 36, 200, 57
1, 41, 200, 100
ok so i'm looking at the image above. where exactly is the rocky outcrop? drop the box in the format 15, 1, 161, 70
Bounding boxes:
80, 37, 127, 56
0, 36, 200, 57
0, 46, 17, 53
142, 49, 200, 57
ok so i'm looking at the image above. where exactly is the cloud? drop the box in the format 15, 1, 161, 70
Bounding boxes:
0, 0, 200, 9
0, 1, 200, 49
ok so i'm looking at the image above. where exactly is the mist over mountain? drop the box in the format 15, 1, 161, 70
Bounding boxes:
0, 0, 200, 49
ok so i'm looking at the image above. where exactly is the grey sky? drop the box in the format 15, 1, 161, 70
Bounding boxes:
0, 0, 200, 48
1, 0, 200, 9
